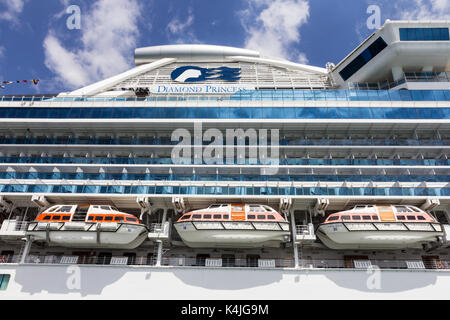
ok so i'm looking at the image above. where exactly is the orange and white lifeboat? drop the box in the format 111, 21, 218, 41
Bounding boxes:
174, 204, 290, 248
26, 205, 148, 249
317, 205, 445, 250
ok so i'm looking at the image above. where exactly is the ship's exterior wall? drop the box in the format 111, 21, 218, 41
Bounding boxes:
1, 264, 450, 299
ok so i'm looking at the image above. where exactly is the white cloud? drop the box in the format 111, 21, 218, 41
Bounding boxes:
240, 0, 310, 62
166, 8, 201, 44
400, 0, 450, 20
167, 10, 194, 35
396, 0, 450, 20
43, 0, 142, 90
0, 0, 26, 22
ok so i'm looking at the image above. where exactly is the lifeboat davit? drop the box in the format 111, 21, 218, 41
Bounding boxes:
174, 204, 291, 248
317, 205, 445, 250
26, 205, 148, 249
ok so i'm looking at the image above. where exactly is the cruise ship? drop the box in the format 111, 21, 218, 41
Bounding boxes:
0, 20, 449, 300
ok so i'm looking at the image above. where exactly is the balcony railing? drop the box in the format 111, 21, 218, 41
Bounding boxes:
1, 254, 449, 271
0, 89, 449, 103
0, 156, 448, 166
0, 137, 448, 147
0, 184, 449, 197
0, 106, 449, 120
0, 172, 448, 183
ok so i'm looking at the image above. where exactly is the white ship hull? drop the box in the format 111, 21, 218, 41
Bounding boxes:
317, 223, 444, 250
3, 264, 450, 300
27, 223, 148, 249
174, 222, 290, 248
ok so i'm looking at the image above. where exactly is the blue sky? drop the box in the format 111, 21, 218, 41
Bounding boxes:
0, 0, 448, 95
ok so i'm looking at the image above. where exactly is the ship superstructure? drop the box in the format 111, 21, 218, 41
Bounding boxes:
0, 20, 449, 299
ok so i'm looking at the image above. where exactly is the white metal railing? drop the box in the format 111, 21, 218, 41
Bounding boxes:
296, 225, 310, 235
149, 223, 163, 233
1, 254, 450, 271
0, 220, 29, 233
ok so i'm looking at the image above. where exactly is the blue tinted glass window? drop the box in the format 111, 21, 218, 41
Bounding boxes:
432, 28, 441, 40
441, 28, 450, 40
416, 28, 425, 40
399, 28, 408, 40
407, 28, 416, 40
339, 37, 388, 81
424, 28, 433, 40
401, 28, 450, 41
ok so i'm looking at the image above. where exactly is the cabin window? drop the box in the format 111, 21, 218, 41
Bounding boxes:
407, 216, 416, 221
354, 206, 366, 210
342, 216, 351, 221
0, 274, 10, 291
58, 206, 72, 213
101, 206, 111, 211
52, 216, 61, 221
193, 214, 202, 219
267, 215, 276, 220
181, 215, 191, 220
104, 216, 113, 221
114, 216, 124, 222
47, 207, 59, 212
397, 216, 406, 221
203, 214, 212, 219
88, 216, 94, 221
410, 207, 421, 212
62, 216, 71, 221
213, 215, 222, 219
395, 206, 409, 213
372, 215, 379, 220
43, 216, 51, 221
362, 216, 371, 220
247, 215, 256, 219
223, 215, 229, 219
353, 216, 361, 220
95, 216, 104, 221
209, 205, 221, 209
257, 215, 266, 220
249, 205, 265, 213
328, 216, 339, 221
418, 216, 426, 221
126, 217, 137, 222
263, 206, 273, 212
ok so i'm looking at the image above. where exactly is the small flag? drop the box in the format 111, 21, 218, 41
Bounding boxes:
0, 79, 40, 86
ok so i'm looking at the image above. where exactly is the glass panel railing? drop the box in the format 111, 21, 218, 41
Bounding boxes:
0, 172, 448, 183
0, 157, 447, 166
0, 106, 449, 120
0, 184, 449, 197
0, 137, 448, 147
1, 90, 449, 103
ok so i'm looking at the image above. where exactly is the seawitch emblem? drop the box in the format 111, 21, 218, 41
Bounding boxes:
171, 66, 241, 83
